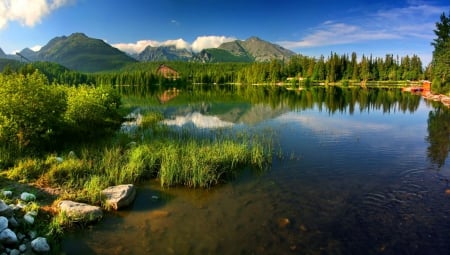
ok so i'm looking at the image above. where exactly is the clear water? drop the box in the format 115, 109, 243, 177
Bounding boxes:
62, 87, 450, 254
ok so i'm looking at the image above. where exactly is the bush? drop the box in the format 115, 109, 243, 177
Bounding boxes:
63, 85, 122, 140
0, 71, 67, 152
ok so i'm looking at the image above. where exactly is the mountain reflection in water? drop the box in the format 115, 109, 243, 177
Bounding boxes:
62, 86, 450, 255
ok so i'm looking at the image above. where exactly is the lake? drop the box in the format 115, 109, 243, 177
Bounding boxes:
62, 86, 450, 254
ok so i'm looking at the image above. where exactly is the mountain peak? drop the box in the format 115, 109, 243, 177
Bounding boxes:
246, 36, 262, 42
34, 33, 136, 72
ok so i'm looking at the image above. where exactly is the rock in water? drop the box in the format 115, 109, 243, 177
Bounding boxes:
31, 237, 50, 253
102, 184, 136, 210
0, 228, 18, 245
58, 200, 103, 222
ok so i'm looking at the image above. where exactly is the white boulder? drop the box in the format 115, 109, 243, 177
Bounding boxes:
20, 192, 36, 202
58, 200, 103, 222
0, 228, 18, 245
31, 237, 50, 253
102, 184, 136, 210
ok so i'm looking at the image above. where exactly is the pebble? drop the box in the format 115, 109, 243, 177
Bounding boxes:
277, 218, 290, 228
1, 191, 12, 198
24, 214, 35, 225
20, 192, 36, 202
9, 249, 19, 255
19, 244, 26, 252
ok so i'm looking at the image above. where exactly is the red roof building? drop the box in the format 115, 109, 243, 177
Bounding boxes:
156, 64, 179, 79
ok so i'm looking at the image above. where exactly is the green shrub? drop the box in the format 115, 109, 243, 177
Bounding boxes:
0, 71, 67, 152
63, 85, 121, 140
7, 158, 46, 182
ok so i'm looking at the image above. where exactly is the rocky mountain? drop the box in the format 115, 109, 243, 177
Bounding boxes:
192, 48, 253, 63
22, 33, 136, 72
19, 48, 38, 61
137, 45, 193, 61
2, 33, 296, 72
0, 48, 6, 58
135, 36, 295, 63
218, 36, 295, 62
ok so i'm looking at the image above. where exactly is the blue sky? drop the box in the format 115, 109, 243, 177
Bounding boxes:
0, 0, 449, 65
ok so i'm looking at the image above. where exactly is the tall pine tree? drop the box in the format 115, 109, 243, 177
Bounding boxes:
431, 12, 450, 93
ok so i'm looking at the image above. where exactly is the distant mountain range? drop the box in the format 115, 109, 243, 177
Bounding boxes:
0, 33, 296, 72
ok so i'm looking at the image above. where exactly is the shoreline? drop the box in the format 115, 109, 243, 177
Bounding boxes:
422, 92, 450, 107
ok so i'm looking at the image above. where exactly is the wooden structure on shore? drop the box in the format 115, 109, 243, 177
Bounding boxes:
402, 80, 431, 94
156, 64, 179, 79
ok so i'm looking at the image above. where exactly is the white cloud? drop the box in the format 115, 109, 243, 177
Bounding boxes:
30, 45, 42, 51
278, 3, 449, 50
278, 21, 399, 49
191, 36, 236, 52
161, 39, 190, 49
113, 36, 236, 54
113, 38, 190, 54
0, 0, 74, 30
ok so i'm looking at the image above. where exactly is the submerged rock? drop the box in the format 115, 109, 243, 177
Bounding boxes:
102, 184, 136, 210
58, 200, 103, 222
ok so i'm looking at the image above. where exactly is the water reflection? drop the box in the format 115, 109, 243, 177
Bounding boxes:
61, 85, 450, 254
156, 86, 422, 127
426, 104, 450, 168
162, 112, 234, 128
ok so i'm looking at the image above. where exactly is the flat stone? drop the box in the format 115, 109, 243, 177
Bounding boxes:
0, 228, 18, 245
31, 237, 50, 253
0, 201, 13, 217
58, 200, 102, 222
102, 184, 136, 210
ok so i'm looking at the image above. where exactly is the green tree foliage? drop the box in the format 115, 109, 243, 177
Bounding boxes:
64, 85, 121, 139
431, 12, 450, 93
0, 71, 66, 151
0, 71, 122, 162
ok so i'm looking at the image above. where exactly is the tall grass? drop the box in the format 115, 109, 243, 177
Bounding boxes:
3, 110, 274, 204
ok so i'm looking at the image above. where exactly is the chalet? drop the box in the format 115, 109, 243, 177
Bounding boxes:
422, 80, 431, 92
156, 64, 179, 79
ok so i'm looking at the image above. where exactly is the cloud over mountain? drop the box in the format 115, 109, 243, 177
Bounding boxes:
0, 0, 74, 29
113, 35, 236, 54
191, 36, 236, 52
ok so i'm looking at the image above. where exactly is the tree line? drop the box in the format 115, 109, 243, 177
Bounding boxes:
2, 51, 426, 89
